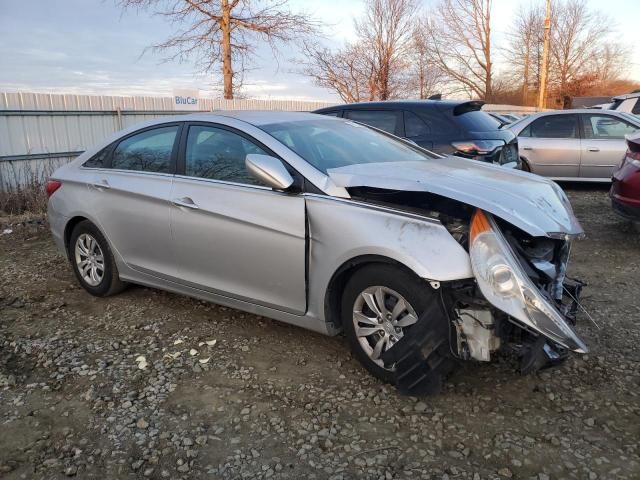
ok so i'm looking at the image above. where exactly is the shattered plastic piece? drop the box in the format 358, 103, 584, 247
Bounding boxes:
205, 339, 217, 346
164, 352, 181, 360
199, 357, 210, 364
198, 342, 205, 347
173, 339, 184, 345
189, 349, 198, 356
2, 229, 13, 235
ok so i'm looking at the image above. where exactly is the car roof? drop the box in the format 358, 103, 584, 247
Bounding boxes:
313, 99, 481, 112
525, 109, 635, 116
613, 92, 640, 101
181, 110, 329, 126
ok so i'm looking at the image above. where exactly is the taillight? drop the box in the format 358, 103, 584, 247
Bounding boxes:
45, 180, 62, 198
626, 150, 640, 168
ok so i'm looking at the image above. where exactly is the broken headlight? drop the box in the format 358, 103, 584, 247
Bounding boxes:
469, 209, 588, 353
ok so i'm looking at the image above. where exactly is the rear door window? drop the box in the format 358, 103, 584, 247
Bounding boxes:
527, 115, 578, 139
111, 126, 179, 173
344, 110, 402, 135
582, 114, 637, 139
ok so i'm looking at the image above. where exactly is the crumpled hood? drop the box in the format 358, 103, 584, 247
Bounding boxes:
327, 156, 584, 238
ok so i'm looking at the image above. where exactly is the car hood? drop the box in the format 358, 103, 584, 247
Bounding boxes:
327, 156, 584, 238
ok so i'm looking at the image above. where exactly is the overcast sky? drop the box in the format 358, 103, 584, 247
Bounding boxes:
0, 0, 638, 101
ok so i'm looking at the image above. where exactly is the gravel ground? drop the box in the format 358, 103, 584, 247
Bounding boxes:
0, 187, 638, 480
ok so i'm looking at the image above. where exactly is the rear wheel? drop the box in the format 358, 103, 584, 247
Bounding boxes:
341, 264, 453, 386
69, 221, 126, 297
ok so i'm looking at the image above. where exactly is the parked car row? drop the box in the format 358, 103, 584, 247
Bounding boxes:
314, 98, 640, 182
47, 111, 589, 394
507, 109, 640, 181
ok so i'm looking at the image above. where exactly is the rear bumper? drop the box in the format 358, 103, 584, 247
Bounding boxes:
611, 196, 640, 221
610, 171, 640, 220
47, 199, 69, 256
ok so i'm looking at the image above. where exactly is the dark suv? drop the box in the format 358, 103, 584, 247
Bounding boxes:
313, 100, 520, 166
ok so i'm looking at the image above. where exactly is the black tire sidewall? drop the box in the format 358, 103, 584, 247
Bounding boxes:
341, 263, 437, 383
69, 221, 118, 297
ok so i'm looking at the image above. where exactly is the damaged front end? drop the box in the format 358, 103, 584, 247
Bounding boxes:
379, 207, 588, 395
449, 209, 587, 370
328, 159, 589, 392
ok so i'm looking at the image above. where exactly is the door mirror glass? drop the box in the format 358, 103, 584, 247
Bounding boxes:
245, 154, 294, 191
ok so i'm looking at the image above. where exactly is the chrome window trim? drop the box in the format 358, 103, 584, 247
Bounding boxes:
173, 173, 276, 192
80, 168, 175, 180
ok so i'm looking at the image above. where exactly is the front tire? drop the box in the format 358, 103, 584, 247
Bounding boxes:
341, 264, 453, 386
69, 220, 126, 297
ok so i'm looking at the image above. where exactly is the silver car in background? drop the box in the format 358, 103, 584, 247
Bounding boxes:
509, 109, 640, 181
47, 112, 588, 394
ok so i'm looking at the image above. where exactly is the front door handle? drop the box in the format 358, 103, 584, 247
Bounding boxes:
172, 197, 199, 210
91, 179, 110, 190
522, 146, 533, 151
588, 148, 600, 152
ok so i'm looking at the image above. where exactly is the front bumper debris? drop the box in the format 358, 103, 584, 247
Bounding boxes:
380, 303, 456, 396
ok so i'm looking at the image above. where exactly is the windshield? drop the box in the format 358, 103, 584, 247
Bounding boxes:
259, 118, 436, 174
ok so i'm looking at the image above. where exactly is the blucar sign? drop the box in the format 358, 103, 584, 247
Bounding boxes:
172, 89, 200, 111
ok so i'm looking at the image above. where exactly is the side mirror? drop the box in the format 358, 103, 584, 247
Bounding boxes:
245, 154, 294, 191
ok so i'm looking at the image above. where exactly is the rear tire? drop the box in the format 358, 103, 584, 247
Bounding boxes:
341, 264, 454, 389
68, 220, 126, 297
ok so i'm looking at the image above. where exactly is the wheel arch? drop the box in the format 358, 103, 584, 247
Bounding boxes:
323, 254, 427, 331
64, 216, 90, 257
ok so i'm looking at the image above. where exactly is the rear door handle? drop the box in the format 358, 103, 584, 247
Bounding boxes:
91, 179, 111, 190
172, 197, 199, 210
588, 148, 600, 152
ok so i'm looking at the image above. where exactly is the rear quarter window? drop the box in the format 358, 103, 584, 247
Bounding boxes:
83, 146, 111, 168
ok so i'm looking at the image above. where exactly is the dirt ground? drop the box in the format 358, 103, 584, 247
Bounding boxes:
0, 186, 638, 480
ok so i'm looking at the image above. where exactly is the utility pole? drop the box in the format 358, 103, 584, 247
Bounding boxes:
537, 0, 552, 109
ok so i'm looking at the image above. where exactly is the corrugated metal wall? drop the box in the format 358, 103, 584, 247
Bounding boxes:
0, 92, 335, 189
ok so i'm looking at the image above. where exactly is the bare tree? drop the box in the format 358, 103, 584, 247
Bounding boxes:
119, 0, 320, 99
301, 42, 375, 103
426, 0, 493, 100
353, 0, 417, 100
504, 4, 544, 105
591, 42, 630, 93
302, 0, 416, 102
404, 17, 445, 99
548, 0, 612, 101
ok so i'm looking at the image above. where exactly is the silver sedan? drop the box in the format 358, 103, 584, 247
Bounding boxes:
509, 109, 640, 181
47, 112, 588, 393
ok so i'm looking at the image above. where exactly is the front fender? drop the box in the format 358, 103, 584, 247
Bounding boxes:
305, 195, 472, 322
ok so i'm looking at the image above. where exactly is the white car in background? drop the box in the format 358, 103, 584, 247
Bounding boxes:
609, 92, 640, 115
508, 109, 640, 181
